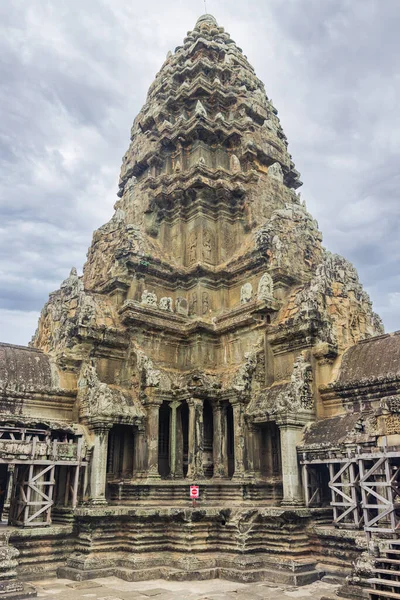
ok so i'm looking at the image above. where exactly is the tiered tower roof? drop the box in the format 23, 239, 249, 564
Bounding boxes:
33, 15, 383, 410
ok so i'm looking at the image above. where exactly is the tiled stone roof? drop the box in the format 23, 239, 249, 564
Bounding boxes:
0, 342, 54, 389
337, 331, 400, 386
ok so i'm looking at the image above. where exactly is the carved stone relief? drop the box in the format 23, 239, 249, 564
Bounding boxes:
188, 230, 198, 264
176, 297, 188, 316
202, 230, 213, 263
240, 283, 253, 304
384, 414, 400, 436
189, 292, 198, 316
257, 273, 274, 301
202, 292, 210, 315
230, 154, 241, 173
195, 99, 207, 118
159, 297, 173, 311
141, 290, 158, 306
268, 162, 283, 182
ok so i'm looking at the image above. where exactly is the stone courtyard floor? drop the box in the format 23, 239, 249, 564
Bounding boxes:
31, 576, 339, 600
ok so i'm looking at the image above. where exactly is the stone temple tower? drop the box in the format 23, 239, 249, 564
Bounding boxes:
3, 14, 399, 592
32, 12, 382, 505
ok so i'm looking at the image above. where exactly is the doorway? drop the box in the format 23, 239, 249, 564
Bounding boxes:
107, 425, 134, 479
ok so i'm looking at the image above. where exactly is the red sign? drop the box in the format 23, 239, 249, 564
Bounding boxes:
190, 485, 199, 499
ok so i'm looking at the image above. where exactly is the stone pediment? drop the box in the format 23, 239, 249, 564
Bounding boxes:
247, 354, 314, 423
77, 362, 145, 427
179, 370, 221, 393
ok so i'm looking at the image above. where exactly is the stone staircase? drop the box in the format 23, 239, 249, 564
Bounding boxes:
9, 525, 76, 581
107, 481, 283, 506
366, 541, 400, 599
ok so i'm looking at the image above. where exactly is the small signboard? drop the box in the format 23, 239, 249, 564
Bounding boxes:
190, 485, 199, 499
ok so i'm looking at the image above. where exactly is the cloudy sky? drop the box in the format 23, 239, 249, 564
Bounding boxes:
0, 0, 399, 345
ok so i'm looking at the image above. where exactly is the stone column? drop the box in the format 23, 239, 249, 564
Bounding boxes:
145, 400, 162, 479
252, 425, 262, 479
169, 400, 181, 478
245, 422, 258, 479
212, 403, 224, 478
265, 427, 274, 475
133, 426, 146, 478
221, 403, 229, 477
187, 398, 204, 480
278, 422, 304, 506
3, 464, 15, 521
175, 404, 184, 478
231, 401, 245, 479
89, 424, 111, 505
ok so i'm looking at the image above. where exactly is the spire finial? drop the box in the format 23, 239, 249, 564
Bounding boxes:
203, 0, 208, 13
196, 14, 218, 27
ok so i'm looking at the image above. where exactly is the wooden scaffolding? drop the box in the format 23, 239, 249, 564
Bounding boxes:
0, 426, 86, 527
301, 448, 400, 538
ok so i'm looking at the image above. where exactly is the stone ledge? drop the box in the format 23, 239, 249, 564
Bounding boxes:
59, 555, 323, 586
8, 525, 74, 540
0, 584, 36, 599
73, 505, 314, 518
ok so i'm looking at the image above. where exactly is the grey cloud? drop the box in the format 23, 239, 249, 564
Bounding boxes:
0, 0, 399, 344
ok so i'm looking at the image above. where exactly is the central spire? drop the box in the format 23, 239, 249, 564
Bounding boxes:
117, 12, 302, 226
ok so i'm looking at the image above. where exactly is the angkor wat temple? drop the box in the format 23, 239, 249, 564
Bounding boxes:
0, 14, 399, 600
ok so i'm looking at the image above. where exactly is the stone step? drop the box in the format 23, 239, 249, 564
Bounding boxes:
61, 558, 323, 587
374, 569, 400, 579
376, 558, 400, 567
0, 584, 37, 599
321, 574, 346, 584
365, 589, 400, 599
217, 566, 322, 586
108, 483, 282, 506
0, 530, 10, 543
10, 530, 75, 580
369, 577, 400, 588
163, 567, 218, 582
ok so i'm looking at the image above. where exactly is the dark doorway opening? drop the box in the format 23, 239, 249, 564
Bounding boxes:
158, 402, 170, 478
0, 464, 8, 523
226, 403, 234, 478
260, 422, 282, 477
107, 425, 134, 479
179, 401, 189, 478
203, 400, 214, 478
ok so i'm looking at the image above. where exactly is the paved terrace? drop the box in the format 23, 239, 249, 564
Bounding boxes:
32, 576, 338, 600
